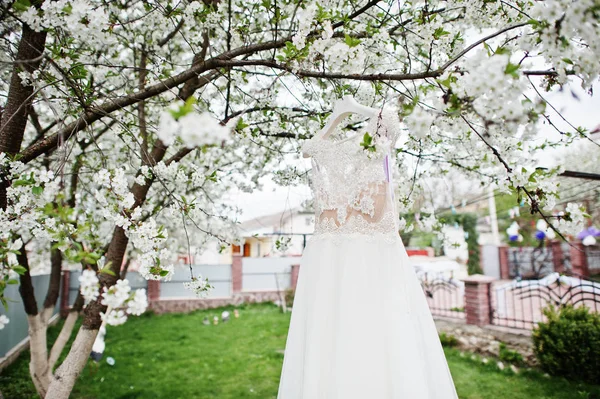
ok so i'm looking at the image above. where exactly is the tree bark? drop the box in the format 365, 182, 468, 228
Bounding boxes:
1, 24, 49, 395
27, 314, 50, 398
16, 242, 51, 397
48, 310, 79, 372
49, 291, 85, 372
46, 140, 167, 397
45, 328, 97, 399
0, 23, 47, 209
120, 258, 132, 280
17, 241, 38, 315
43, 247, 63, 314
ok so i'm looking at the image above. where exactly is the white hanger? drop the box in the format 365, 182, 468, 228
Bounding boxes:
303, 95, 380, 158
317, 95, 379, 139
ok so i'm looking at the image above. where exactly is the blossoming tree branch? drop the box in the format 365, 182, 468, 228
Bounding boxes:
0, 0, 598, 397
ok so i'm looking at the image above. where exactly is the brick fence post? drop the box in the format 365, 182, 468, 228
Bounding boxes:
498, 245, 510, 279
549, 239, 564, 274
60, 269, 70, 317
291, 264, 300, 290
463, 274, 495, 326
232, 254, 243, 293
147, 280, 161, 302
570, 241, 590, 278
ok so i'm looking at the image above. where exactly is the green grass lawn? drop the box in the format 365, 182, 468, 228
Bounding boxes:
2, 302, 599, 399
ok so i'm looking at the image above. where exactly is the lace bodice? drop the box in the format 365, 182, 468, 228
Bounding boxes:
302, 105, 403, 243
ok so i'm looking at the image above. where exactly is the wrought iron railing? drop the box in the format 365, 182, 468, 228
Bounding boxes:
507, 246, 555, 280
417, 271, 465, 320
586, 245, 600, 276
491, 272, 600, 329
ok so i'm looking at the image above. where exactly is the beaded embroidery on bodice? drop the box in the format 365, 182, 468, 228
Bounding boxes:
302, 105, 402, 242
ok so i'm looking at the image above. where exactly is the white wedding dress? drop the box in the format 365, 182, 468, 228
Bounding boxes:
277, 103, 458, 398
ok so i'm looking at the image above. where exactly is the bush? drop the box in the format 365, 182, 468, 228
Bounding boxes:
498, 342, 524, 366
439, 332, 459, 347
532, 304, 600, 384
284, 287, 295, 308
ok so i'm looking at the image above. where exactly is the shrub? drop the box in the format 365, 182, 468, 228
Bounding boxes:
532, 304, 600, 384
284, 287, 295, 308
498, 342, 524, 366
439, 332, 459, 347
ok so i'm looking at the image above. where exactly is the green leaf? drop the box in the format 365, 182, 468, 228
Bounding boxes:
12, 265, 27, 275
207, 171, 218, 182
235, 117, 249, 132
62, 3, 73, 14
344, 34, 361, 48
32, 186, 43, 195
504, 62, 520, 78
360, 132, 376, 152
436, 75, 456, 89
99, 268, 116, 276
168, 96, 197, 120
494, 46, 511, 55
432, 27, 450, 40
13, 179, 32, 187
7, 279, 19, 285
12, 0, 32, 12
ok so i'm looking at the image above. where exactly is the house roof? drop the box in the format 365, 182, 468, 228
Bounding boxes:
239, 207, 311, 235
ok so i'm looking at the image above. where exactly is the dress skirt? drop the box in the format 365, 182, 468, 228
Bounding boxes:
277, 233, 458, 399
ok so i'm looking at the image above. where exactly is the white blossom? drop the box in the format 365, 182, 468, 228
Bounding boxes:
157, 111, 179, 146
101, 279, 131, 308
126, 289, 148, 316
78, 269, 100, 304
0, 315, 9, 330
100, 309, 127, 326
183, 276, 212, 298
554, 203, 587, 237
179, 112, 230, 148
321, 20, 333, 40
292, 3, 318, 49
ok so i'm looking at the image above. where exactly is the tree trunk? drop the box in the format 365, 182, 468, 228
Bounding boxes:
45, 140, 167, 398
1, 23, 49, 396
0, 23, 47, 209
45, 328, 97, 399
27, 314, 50, 398
44, 247, 63, 310
17, 242, 51, 397
39, 247, 63, 326
48, 285, 85, 372
48, 310, 80, 372
120, 257, 132, 280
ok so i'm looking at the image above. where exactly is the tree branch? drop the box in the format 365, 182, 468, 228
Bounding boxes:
213, 58, 442, 80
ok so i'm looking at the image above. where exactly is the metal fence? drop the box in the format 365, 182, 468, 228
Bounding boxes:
0, 274, 61, 358
586, 245, 600, 276
241, 257, 295, 292
159, 264, 232, 298
417, 271, 465, 320
491, 272, 600, 329
507, 246, 555, 280
1, 260, 296, 360
67, 270, 148, 305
